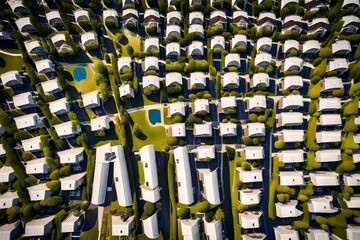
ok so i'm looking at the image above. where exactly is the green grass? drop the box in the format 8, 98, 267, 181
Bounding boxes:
269, 155, 279, 220
229, 153, 242, 240
129, 110, 167, 151
93, 125, 121, 148
163, 107, 177, 124
121, 35, 141, 57
0, 52, 24, 74
137, 161, 145, 184
305, 117, 317, 149
138, 233, 163, 240
308, 81, 321, 99
168, 153, 178, 240
63, 65, 98, 94
80, 222, 99, 240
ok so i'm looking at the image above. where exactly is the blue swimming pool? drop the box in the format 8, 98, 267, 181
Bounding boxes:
74, 67, 87, 82
148, 110, 161, 125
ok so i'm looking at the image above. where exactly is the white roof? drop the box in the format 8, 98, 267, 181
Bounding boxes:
166, 25, 181, 37
13, 92, 35, 109
0, 166, 14, 182
258, 12, 275, 21
278, 112, 303, 127
256, 37, 272, 52
46, 10, 61, 22
170, 123, 186, 137
141, 212, 159, 239
308, 195, 338, 213
280, 95, 303, 109
165, 72, 182, 86
0, 220, 21, 239
103, 9, 118, 21
189, 11, 204, 24
180, 218, 200, 240
279, 130, 304, 143
342, 0, 359, 7
144, 9, 160, 20
247, 95, 266, 110
344, 173, 360, 186
198, 168, 221, 204
60, 172, 86, 187
283, 75, 303, 90
279, 171, 304, 186
242, 233, 267, 240
316, 131, 341, 143
221, 96, 237, 109
238, 167, 263, 183
194, 99, 209, 114
246, 123, 265, 137
254, 53, 271, 66
347, 224, 360, 240
166, 42, 180, 57
284, 57, 303, 71
322, 77, 344, 91
328, 58, 348, 72
143, 75, 160, 89
188, 24, 204, 35
342, 15, 360, 27
223, 72, 239, 88
204, 219, 223, 240
239, 211, 263, 229
277, 150, 304, 163
194, 123, 212, 137
24, 215, 54, 237
22, 136, 42, 152
275, 200, 303, 218
7, 0, 26, 12
332, 40, 351, 54
283, 40, 299, 53
190, 72, 206, 88
210, 10, 226, 21
144, 38, 159, 52
14, 113, 41, 130
252, 73, 269, 87
144, 56, 159, 72
197, 145, 215, 160
49, 98, 70, 115
35, 59, 54, 73
245, 146, 264, 160
41, 79, 62, 94
318, 114, 342, 126
140, 144, 159, 191
27, 182, 50, 195
117, 57, 132, 72
168, 102, 186, 116
54, 121, 81, 137
0, 70, 22, 87
225, 53, 241, 67
231, 34, 247, 48
219, 122, 237, 137
74, 9, 89, 22
188, 41, 204, 56
239, 189, 261, 205
174, 146, 194, 205
318, 97, 341, 111
111, 214, 134, 236
24, 39, 44, 54
166, 11, 181, 24
57, 147, 84, 164
315, 149, 341, 163
303, 40, 320, 54
81, 32, 97, 45
91, 116, 110, 131
211, 35, 225, 49
306, 229, 330, 240
345, 195, 360, 209
274, 225, 299, 240
15, 17, 32, 32
310, 172, 340, 186
24, 157, 49, 175
61, 212, 83, 233
119, 84, 134, 98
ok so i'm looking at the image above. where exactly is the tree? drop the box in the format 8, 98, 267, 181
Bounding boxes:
215, 208, 225, 221
0, 183, 8, 194
143, 202, 156, 217
132, 123, 144, 138
46, 180, 61, 192
237, 204, 247, 213
177, 207, 189, 219
126, 45, 134, 56
196, 200, 210, 213
40, 196, 64, 207
241, 162, 252, 171
319, 47, 332, 58
249, 113, 258, 122
166, 137, 178, 146
59, 166, 72, 176
274, 140, 285, 149
22, 152, 34, 161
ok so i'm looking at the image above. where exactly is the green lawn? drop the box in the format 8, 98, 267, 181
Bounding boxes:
129, 110, 167, 151
229, 153, 242, 240
269, 155, 279, 220
63, 65, 98, 94
0, 52, 24, 74
137, 161, 145, 184
80, 222, 99, 240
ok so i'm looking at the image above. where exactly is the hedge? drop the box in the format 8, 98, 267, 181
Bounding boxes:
168, 153, 178, 239
269, 155, 279, 220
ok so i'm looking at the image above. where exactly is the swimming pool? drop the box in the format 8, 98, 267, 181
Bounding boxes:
148, 110, 161, 125
74, 67, 87, 82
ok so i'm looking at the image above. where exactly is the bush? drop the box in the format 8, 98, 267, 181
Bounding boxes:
274, 140, 285, 149
0, 183, 8, 194
193, 200, 211, 213
166, 137, 178, 146
46, 180, 61, 192
249, 113, 258, 122
25, 175, 38, 186
132, 123, 144, 138
59, 165, 72, 176
226, 146, 235, 161
143, 202, 156, 217
242, 137, 253, 146
215, 208, 225, 220
237, 204, 247, 213
40, 196, 63, 207
177, 207, 189, 219
319, 47, 332, 58
22, 152, 34, 161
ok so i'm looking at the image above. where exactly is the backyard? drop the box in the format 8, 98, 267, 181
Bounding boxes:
63, 65, 97, 94
0, 51, 24, 74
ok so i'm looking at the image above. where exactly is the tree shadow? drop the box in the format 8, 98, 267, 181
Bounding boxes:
0, 56, 5, 68
119, 35, 129, 45
63, 70, 74, 81
136, 131, 148, 140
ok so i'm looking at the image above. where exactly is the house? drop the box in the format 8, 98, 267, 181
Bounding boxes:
0, 71, 23, 88
283, 39, 300, 54
193, 99, 209, 115
168, 123, 186, 138
60, 172, 86, 191
14, 113, 43, 130
308, 195, 338, 213
27, 183, 51, 201
277, 112, 303, 127
0, 220, 22, 240
103, 9, 119, 27
316, 97, 341, 111
281, 0, 298, 9
315, 149, 342, 163
119, 84, 135, 98
239, 189, 261, 205
243, 123, 265, 138
112, 213, 135, 236
219, 122, 237, 137
310, 171, 340, 186
230, 34, 247, 49
189, 11, 204, 25
0, 191, 19, 209
122, 0, 137, 6
165, 72, 182, 87
23, 215, 54, 238
7, 0, 28, 14
24, 40, 46, 55
117, 57, 132, 74
168, 102, 186, 117
257, 12, 276, 31
144, 9, 161, 33
122, 9, 139, 28
308, 17, 330, 37
15, 17, 35, 33
179, 218, 200, 240
341, 15, 360, 34
211, 35, 225, 50
139, 144, 160, 203
274, 225, 299, 240
0, 31, 12, 41
219, 96, 237, 113
282, 15, 306, 33
257, 37, 272, 53
24, 158, 50, 175
144, 38, 159, 53
174, 146, 194, 205
35, 59, 55, 74
277, 130, 304, 143
82, 91, 101, 108
321, 77, 344, 92
198, 168, 221, 204
237, 167, 263, 183
302, 40, 320, 55
225, 53, 241, 68
13, 92, 36, 109
279, 171, 304, 186
167, 11, 181, 25
143, 56, 159, 72
0, 166, 15, 183
74, 9, 90, 24
0, 127, 5, 138
254, 53, 272, 68
21, 136, 42, 152
245, 95, 266, 112
81, 32, 98, 47
306, 229, 330, 240
49, 98, 70, 115
166, 25, 181, 38
209, 10, 227, 29
332, 40, 352, 56
204, 219, 223, 240
244, 146, 264, 160
193, 123, 212, 137
58, 147, 84, 165
345, 195, 360, 209
347, 225, 360, 240
242, 233, 267, 240
344, 173, 360, 186
41, 79, 62, 94
222, 72, 239, 89
342, 0, 360, 8
46, 10, 63, 26
283, 57, 303, 72
275, 200, 303, 218
188, 24, 204, 38
112, 145, 133, 207
141, 212, 159, 239
188, 41, 204, 57
61, 212, 84, 233
316, 131, 342, 143
277, 150, 305, 163
239, 211, 263, 229
251, 73, 269, 88
328, 58, 349, 75
278, 95, 303, 109
166, 42, 181, 58
197, 145, 215, 160
189, 71, 206, 89
54, 121, 82, 138
143, 75, 160, 90
232, 10, 250, 29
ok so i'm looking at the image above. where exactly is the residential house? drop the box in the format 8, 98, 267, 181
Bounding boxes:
238, 167, 263, 183
232, 10, 250, 29
274, 225, 299, 240
347, 225, 360, 240
342, 0, 360, 8
122, 0, 137, 6
245, 95, 266, 112
277, 112, 303, 127
243, 123, 265, 138
0, 191, 19, 209
310, 171, 340, 186
21, 136, 43, 152
49, 98, 70, 115
122, 9, 139, 28
188, 41, 204, 57
204, 219, 223, 240
257, 37, 272, 53
112, 214, 135, 236
316, 97, 341, 111
302, 40, 320, 55
277, 130, 304, 143
344, 173, 360, 187
257, 12, 276, 31
281, 0, 298, 9
168, 102, 186, 117
143, 75, 160, 90
54, 121, 82, 138
144, 38, 159, 52
315, 149, 342, 163
209, 10, 227, 30
166, 42, 181, 58
192, 99, 209, 115
283, 57, 304, 72
180, 218, 200, 240
15, 17, 35, 33
57, 147, 84, 165
168, 123, 186, 138
283, 40, 299, 54
281, 75, 303, 90
282, 15, 306, 33
188, 24, 204, 38
13, 92, 36, 109
143, 56, 159, 72
321, 77, 344, 92
61, 212, 84, 233
225, 53, 241, 68
327, 58, 348, 75
275, 200, 303, 218
141, 212, 159, 239
219, 96, 237, 113
119, 84, 135, 98
316, 131, 342, 143
0, 166, 15, 183
230, 34, 247, 49
189, 11, 204, 25
197, 145, 215, 160
222, 72, 239, 89
345, 195, 360, 209
0, 220, 22, 240
242, 233, 267, 240
41, 79, 62, 94
0, 71, 23, 88
165, 72, 182, 87
278, 95, 303, 109
277, 150, 305, 163
60, 172, 86, 191
7, 0, 28, 14
332, 40, 352, 56
82, 91, 101, 108
46, 10, 63, 26
308, 17, 330, 37
35, 59, 55, 74
308, 195, 338, 213
219, 122, 237, 137
27, 183, 51, 201
239, 189, 262, 205
174, 146, 194, 205
244, 146, 264, 160
279, 171, 304, 186
167, 11, 181, 25
306, 229, 330, 240
254, 53, 271, 68
193, 123, 212, 137
251, 73, 269, 88
14, 113, 42, 130
23, 215, 54, 238
211, 35, 225, 50
239, 211, 263, 229
24, 40, 46, 55
341, 15, 360, 34
198, 168, 221, 204
144, 9, 160, 33
24, 158, 50, 175
103, 9, 119, 27
74, 9, 90, 24
166, 25, 181, 38
81, 32, 98, 47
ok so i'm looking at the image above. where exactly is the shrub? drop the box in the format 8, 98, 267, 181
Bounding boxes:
166, 137, 178, 146
0, 183, 8, 194
40, 196, 63, 207
241, 162, 252, 171
59, 166, 72, 176
242, 137, 253, 146
249, 113, 258, 122
215, 208, 225, 220
237, 204, 247, 213
177, 207, 189, 219
194, 200, 211, 213
226, 146, 235, 161
132, 123, 144, 138
143, 202, 156, 217
274, 140, 285, 149
22, 152, 34, 161
46, 180, 61, 192
25, 175, 38, 186
319, 47, 332, 58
